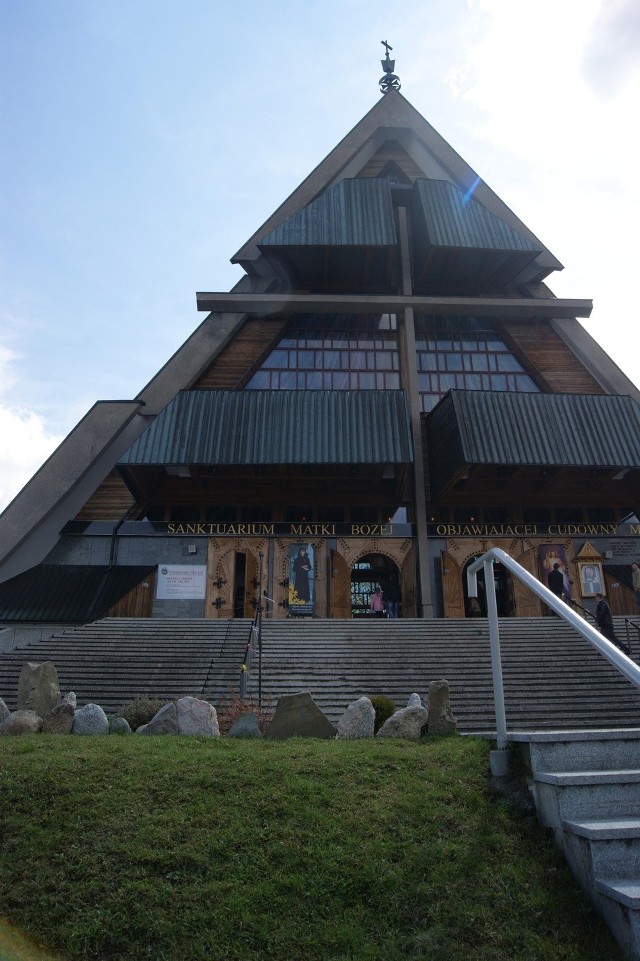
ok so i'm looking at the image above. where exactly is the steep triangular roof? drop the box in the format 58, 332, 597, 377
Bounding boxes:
233, 90, 562, 280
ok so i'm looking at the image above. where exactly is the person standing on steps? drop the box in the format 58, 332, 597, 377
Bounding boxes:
595, 593, 629, 655
369, 587, 385, 617
547, 562, 565, 600
632, 562, 640, 611
384, 579, 401, 618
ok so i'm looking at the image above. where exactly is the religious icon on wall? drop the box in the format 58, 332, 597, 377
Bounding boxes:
578, 560, 605, 598
288, 544, 315, 615
538, 544, 571, 598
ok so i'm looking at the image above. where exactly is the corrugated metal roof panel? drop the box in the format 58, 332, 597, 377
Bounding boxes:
415, 179, 541, 253
444, 391, 640, 467
0, 566, 155, 623
119, 390, 413, 466
259, 178, 397, 247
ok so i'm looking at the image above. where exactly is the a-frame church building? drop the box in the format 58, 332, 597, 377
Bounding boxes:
1, 57, 639, 626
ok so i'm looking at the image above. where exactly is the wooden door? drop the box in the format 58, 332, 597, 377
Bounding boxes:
206, 543, 235, 618
331, 550, 351, 618
244, 550, 259, 618
604, 573, 635, 616
401, 549, 417, 617
441, 551, 464, 618
513, 547, 543, 617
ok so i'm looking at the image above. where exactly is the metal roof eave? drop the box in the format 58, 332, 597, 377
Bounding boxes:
118, 390, 414, 467
426, 391, 640, 496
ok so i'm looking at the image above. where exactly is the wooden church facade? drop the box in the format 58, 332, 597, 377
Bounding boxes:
1, 84, 639, 625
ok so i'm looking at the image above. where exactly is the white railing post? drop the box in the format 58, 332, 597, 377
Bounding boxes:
483, 557, 508, 750
467, 547, 640, 749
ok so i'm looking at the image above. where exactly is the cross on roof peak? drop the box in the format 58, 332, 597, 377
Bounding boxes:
379, 40, 401, 95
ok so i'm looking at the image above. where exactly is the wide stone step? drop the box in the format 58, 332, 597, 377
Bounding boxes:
562, 818, 640, 878
532, 770, 640, 825
513, 731, 640, 773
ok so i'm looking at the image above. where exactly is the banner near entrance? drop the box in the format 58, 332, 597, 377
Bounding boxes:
288, 544, 315, 615
538, 544, 571, 599
157, 565, 207, 600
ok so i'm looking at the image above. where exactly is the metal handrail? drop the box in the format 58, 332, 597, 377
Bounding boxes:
563, 595, 595, 622
239, 551, 266, 703
623, 617, 640, 659
239, 618, 259, 699
467, 548, 640, 751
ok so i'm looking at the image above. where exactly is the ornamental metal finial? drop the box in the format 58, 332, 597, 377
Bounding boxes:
379, 39, 401, 94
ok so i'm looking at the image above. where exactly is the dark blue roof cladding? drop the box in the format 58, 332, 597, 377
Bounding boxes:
415, 179, 541, 253
119, 390, 413, 466
446, 391, 640, 467
259, 178, 397, 247
0, 566, 156, 622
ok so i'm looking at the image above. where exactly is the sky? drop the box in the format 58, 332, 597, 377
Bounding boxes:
1, 0, 639, 512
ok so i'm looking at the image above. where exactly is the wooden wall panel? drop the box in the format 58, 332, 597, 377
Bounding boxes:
356, 142, 425, 182
193, 318, 289, 389
604, 573, 636, 617
104, 571, 155, 618
502, 322, 605, 394
75, 471, 135, 521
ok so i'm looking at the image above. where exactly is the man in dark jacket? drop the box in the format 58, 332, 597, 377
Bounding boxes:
595, 593, 629, 655
547, 563, 565, 600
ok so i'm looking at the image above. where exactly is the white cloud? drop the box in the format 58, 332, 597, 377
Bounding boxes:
582, 0, 640, 97
448, 0, 640, 392
0, 346, 63, 512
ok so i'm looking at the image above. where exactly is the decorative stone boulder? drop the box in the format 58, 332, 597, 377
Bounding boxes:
17, 662, 60, 719
0, 710, 43, 736
228, 713, 262, 738
72, 703, 109, 736
407, 693, 422, 708
336, 697, 375, 739
266, 692, 337, 740
109, 717, 132, 735
427, 679, 458, 735
43, 692, 77, 734
136, 703, 178, 735
0, 696, 9, 724
377, 705, 429, 740
176, 697, 220, 736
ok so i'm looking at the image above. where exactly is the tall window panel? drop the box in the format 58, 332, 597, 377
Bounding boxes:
415, 315, 539, 412
245, 314, 400, 391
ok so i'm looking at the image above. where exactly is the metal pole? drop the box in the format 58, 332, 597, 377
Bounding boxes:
484, 557, 508, 750
257, 551, 264, 708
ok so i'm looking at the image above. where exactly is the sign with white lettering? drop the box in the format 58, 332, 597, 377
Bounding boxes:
156, 565, 206, 600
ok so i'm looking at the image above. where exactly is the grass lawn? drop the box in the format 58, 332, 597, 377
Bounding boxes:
0, 734, 622, 961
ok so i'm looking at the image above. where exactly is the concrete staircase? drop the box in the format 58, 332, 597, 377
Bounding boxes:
512, 730, 640, 961
1, 616, 639, 731
0, 618, 253, 715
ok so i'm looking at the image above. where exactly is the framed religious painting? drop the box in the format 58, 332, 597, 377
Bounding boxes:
577, 560, 605, 598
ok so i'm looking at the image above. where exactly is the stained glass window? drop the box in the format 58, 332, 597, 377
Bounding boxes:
245, 313, 539, 410
245, 314, 401, 391
415, 315, 539, 411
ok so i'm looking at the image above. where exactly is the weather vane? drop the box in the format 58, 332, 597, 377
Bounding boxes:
379, 40, 401, 94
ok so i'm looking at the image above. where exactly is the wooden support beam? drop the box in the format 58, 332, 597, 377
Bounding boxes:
196, 291, 593, 318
